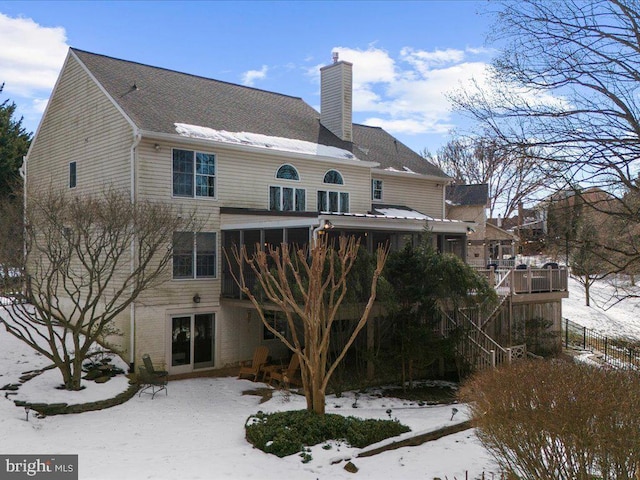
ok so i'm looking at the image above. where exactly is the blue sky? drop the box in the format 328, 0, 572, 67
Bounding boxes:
0, 0, 496, 154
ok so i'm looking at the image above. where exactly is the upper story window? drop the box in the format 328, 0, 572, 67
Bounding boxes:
270, 186, 306, 212
276, 164, 299, 181
372, 179, 383, 201
323, 170, 344, 185
317, 190, 349, 213
173, 232, 217, 279
173, 149, 216, 198
69, 162, 77, 189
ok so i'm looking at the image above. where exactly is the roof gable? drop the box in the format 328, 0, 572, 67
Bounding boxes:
70, 48, 448, 176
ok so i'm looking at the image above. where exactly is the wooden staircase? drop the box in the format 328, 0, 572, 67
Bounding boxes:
440, 294, 526, 372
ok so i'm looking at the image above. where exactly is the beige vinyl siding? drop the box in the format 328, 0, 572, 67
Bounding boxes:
27, 55, 133, 197
375, 174, 445, 218
137, 139, 373, 214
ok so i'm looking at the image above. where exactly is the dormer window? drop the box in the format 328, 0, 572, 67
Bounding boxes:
323, 170, 344, 185
276, 164, 299, 180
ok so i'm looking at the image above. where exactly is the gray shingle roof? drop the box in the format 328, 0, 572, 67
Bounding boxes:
352, 124, 449, 177
72, 48, 447, 176
446, 184, 489, 206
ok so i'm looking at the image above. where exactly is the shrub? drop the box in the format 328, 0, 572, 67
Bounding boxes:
245, 410, 410, 457
459, 360, 640, 480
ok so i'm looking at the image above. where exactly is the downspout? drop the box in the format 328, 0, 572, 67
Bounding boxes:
129, 129, 142, 371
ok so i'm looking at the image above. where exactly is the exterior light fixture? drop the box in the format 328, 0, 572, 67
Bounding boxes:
193, 293, 201, 304
154, 143, 161, 151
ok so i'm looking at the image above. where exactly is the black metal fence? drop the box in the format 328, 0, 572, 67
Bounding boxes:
563, 317, 640, 369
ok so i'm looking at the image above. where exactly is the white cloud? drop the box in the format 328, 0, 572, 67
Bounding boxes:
241, 65, 268, 87
313, 45, 495, 136
0, 13, 68, 97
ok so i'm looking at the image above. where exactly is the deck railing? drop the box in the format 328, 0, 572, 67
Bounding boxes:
441, 308, 526, 371
477, 267, 568, 294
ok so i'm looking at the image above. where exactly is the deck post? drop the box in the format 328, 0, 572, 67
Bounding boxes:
506, 347, 512, 365
490, 349, 496, 368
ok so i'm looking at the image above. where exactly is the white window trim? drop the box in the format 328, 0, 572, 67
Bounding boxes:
274, 164, 301, 182
372, 179, 383, 201
171, 148, 218, 200
317, 189, 350, 213
269, 185, 306, 212
322, 169, 345, 185
172, 231, 218, 280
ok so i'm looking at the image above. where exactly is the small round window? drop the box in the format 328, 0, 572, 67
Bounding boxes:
276, 164, 299, 180
323, 170, 344, 185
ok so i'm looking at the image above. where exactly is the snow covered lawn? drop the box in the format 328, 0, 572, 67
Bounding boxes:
0, 325, 497, 479
564, 276, 640, 341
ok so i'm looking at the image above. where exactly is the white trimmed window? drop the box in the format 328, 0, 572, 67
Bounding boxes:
276, 164, 299, 180
269, 186, 306, 211
173, 232, 217, 279
372, 179, 383, 201
318, 169, 349, 213
173, 149, 216, 198
270, 164, 305, 211
317, 190, 349, 213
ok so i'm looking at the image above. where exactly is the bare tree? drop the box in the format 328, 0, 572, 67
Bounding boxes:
0, 189, 197, 390
452, 0, 640, 280
428, 137, 546, 219
228, 236, 388, 414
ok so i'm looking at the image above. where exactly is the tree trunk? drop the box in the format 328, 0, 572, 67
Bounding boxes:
585, 280, 591, 307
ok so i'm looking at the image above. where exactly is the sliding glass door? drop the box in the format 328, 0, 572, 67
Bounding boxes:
171, 313, 215, 370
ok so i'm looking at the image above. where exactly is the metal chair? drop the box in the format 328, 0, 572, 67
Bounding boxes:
138, 354, 168, 399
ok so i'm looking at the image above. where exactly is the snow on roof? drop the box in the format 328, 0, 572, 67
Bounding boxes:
175, 123, 359, 161
383, 166, 419, 175
373, 207, 433, 220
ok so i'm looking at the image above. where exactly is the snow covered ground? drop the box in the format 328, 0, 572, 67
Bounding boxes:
1, 274, 638, 480
564, 275, 640, 341
0, 312, 496, 480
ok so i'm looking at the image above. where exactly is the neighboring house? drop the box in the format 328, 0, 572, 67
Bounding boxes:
446, 184, 517, 266
26, 49, 472, 375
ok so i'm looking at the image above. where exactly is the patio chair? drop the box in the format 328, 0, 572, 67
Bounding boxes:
269, 353, 302, 387
238, 346, 269, 381
138, 354, 168, 399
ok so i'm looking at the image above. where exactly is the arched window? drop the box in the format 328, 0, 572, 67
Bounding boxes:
276, 164, 299, 181
323, 170, 344, 185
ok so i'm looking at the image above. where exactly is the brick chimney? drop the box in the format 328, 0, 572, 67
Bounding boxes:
320, 52, 353, 142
